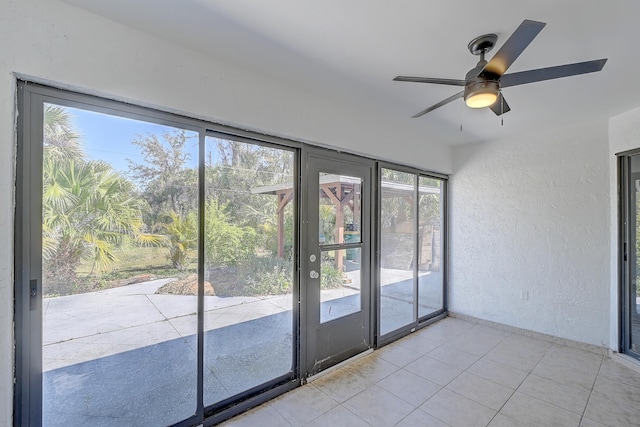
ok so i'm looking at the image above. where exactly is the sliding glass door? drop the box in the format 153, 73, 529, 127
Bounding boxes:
379, 170, 416, 334
378, 166, 446, 340
15, 82, 297, 427
203, 135, 295, 408
40, 103, 199, 426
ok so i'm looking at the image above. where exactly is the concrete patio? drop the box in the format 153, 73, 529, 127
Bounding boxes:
43, 278, 293, 371
42, 271, 442, 426
43, 278, 296, 426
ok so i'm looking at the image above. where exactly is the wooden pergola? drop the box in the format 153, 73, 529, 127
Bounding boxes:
252, 176, 440, 270
251, 175, 361, 269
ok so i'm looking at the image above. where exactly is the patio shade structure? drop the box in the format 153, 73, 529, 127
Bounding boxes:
252, 174, 360, 271
252, 175, 441, 270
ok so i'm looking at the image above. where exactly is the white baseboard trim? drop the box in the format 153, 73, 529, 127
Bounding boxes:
447, 312, 610, 356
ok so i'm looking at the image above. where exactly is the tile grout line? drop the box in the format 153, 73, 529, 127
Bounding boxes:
481, 338, 553, 427
415, 325, 509, 426
279, 383, 339, 426
578, 355, 605, 427
518, 342, 603, 426
392, 323, 492, 425
338, 401, 374, 427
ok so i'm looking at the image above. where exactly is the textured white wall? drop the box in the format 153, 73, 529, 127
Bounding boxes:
609, 106, 640, 350
0, 0, 451, 423
450, 121, 611, 347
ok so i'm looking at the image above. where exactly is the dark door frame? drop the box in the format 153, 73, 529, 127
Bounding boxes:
618, 149, 640, 360
301, 147, 375, 376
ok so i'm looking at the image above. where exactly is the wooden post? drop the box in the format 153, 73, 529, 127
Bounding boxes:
277, 192, 285, 258
353, 183, 360, 221
275, 190, 293, 259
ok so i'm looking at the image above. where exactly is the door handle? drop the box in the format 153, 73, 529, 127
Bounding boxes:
30, 279, 38, 311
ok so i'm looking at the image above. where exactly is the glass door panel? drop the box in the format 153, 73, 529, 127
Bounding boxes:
379, 168, 446, 339
379, 170, 416, 335
17, 84, 302, 427
626, 155, 640, 358
418, 177, 444, 317
320, 249, 361, 323
203, 136, 295, 407
41, 103, 198, 426
319, 173, 362, 245
318, 172, 363, 323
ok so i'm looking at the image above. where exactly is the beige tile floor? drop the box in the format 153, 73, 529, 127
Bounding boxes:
221, 317, 640, 427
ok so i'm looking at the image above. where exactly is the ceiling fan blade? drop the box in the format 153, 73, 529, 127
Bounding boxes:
412, 91, 464, 118
500, 59, 607, 88
488, 93, 511, 116
481, 19, 546, 78
394, 76, 466, 86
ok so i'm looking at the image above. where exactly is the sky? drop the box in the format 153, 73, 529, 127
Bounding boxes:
65, 105, 199, 173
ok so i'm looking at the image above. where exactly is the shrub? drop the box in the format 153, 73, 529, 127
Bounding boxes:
320, 260, 345, 289
243, 257, 293, 296
205, 200, 257, 266
159, 211, 197, 270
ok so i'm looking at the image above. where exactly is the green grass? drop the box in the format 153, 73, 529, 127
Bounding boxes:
68, 246, 197, 295
76, 246, 180, 275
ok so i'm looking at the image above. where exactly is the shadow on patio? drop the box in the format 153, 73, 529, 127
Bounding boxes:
42, 272, 442, 426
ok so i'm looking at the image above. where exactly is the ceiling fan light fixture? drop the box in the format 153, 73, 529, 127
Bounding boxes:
464, 81, 500, 108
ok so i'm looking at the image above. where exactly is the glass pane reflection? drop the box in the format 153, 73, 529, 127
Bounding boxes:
418, 177, 444, 318
379, 170, 416, 334
320, 249, 361, 323
319, 173, 362, 245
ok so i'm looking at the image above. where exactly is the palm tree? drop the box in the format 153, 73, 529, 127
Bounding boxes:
42, 105, 162, 294
43, 104, 84, 161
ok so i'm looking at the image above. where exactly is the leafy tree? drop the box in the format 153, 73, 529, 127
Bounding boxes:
205, 138, 294, 257
206, 139, 294, 225
128, 130, 198, 222
380, 169, 442, 228
418, 177, 442, 224
128, 135, 294, 271
380, 169, 416, 229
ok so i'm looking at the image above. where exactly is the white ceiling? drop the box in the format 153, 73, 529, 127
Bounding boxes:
62, 0, 640, 145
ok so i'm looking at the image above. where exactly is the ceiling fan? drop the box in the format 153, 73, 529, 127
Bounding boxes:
394, 19, 607, 118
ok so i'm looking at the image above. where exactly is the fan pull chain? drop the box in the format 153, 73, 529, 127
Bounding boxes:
500, 94, 504, 126
460, 98, 464, 132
